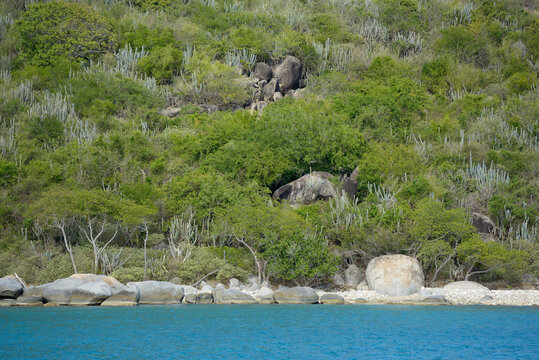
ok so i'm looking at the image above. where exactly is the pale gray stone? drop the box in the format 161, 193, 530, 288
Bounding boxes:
366, 255, 424, 296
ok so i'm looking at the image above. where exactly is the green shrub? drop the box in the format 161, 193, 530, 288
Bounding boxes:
0, 161, 17, 187
110, 267, 145, 283
422, 57, 451, 93
16, 2, 115, 65
134, 0, 170, 11
175, 247, 249, 284
506, 72, 537, 94
437, 26, 489, 67
138, 45, 182, 84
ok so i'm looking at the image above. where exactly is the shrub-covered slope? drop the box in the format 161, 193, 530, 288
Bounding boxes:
0, 0, 537, 286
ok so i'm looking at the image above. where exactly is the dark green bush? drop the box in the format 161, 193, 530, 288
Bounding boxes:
138, 45, 182, 84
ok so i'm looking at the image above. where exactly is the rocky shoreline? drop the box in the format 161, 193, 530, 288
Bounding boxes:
1, 274, 538, 307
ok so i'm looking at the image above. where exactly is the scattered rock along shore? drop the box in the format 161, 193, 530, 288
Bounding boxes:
0, 274, 538, 307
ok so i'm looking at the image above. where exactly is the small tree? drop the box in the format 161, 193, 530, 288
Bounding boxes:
16, 1, 115, 65
457, 237, 525, 281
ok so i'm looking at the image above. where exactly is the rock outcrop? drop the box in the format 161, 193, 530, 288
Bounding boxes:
42, 278, 87, 305
70, 281, 112, 305
274, 56, 303, 94
101, 286, 140, 306
344, 264, 364, 288
0, 276, 24, 299
366, 255, 424, 296
184, 292, 214, 304
320, 293, 345, 304
252, 286, 275, 304
127, 281, 184, 305
213, 288, 258, 304
273, 286, 319, 304
471, 212, 496, 237
443, 281, 488, 291
342, 166, 360, 199
252, 62, 273, 81
272, 172, 338, 206
16, 296, 43, 306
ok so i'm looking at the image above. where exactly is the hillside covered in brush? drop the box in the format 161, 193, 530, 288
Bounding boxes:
0, 0, 537, 287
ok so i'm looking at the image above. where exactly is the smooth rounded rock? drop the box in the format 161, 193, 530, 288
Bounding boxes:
345, 264, 363, 287
184, 292, 213, 304
273, 286, 319, 304
443, 281, 489, 291
252, 62, 273, 81
274, 55, 303, 93
213, 288, 257, 304
366, 255, 424, 296
320, 293, 345, 305
127, 281, 184, 305
70, 281, 112, 306
0, 299, 16, 307
101, 286, 140, 306
0, 276, 24, 299
42, 278, 87, 305
16, 296, 43, 306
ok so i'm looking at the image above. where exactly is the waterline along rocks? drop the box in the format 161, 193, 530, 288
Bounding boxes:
0, 269, 538, 307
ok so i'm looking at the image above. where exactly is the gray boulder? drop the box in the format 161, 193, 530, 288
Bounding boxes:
101, 286, 140, 306
70, 281, 113, 306
333, 273, 345, 286
68, 273, 106, 282
366, 254, 424, 296
213, 288, 258, 304
342, 167, 360, 199
42, 278, 87, 305
159, 107, 181, 118
471, 212, 496, 235
16, 296, 43, 306
443, 281, 488, 291
356, 280, 370, 291
263, 79, 279, 101
344, 264, 364, 287
0, 299, 16, 307
273, 91, 283, 101
182, 285, 197, 295
320, 293, 345, 304
480, 295, 494, 302
0, 275, 24, 299
229, 278, 243, 289
252, 286, 275, 304
273, 286, 319, 304
272, 171, 338, 206
274, 56, 303, 93
184, 292, 213, 304
252, 62, 273, 81
127, 281, 184, 305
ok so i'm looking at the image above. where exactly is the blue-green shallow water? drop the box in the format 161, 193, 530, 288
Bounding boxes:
1, 305, 538, 359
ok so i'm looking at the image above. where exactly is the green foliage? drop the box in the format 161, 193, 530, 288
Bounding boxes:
110, 267, 144, 283
0, 161, 17, 187
134, 0, 170, 11
16, 1, 115, 65
174, 247, 249, 284
138, 45, 182, 84
437, 26, 489, 67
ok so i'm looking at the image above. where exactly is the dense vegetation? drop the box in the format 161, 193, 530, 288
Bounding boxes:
0, 0, 537, 287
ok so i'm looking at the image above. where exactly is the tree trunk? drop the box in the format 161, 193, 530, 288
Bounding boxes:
57, 220, 77, 274
143, 223, 149, 280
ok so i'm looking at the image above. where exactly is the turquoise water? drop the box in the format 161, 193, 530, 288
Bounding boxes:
1, 305, 538, 359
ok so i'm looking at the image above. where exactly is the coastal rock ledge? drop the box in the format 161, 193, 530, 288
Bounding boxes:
366, 254, 424, 296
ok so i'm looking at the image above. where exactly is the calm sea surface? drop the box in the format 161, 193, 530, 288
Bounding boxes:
1, 305, 538, 359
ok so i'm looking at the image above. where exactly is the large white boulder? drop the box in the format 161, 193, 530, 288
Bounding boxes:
366, 254, 424, 296
443, 281, 488, 291
127, 281, 184, 305
0, 276, 24, 299
70, 281, 112, 306
101, 285, 140, 306
273, 286, 319, 304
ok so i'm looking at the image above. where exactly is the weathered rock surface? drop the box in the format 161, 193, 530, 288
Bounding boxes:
345, 264, 364, 287
422, 294, 448, 305
101, 286, 140, 306
252, 286, 275, 304
16, 296, 43, 306
70, 281, 113, 305
273, 286, 319, 304
0, 275, 24, 299
69, 273, 106, 282
127, 281, 184, 305
272, 171, 338, 205
366, 255, 424, 296
252, 62, 273, 81
213, 288, 258, 304
274, 55, 303, 93
480, 295, 494, 302
263, 79, 279, 101
356, 280, 370, 291
320, 293, 345, 304
333, 273, 345, 286
471, 212, 496, 235
443, 281, 489, 291
182, 285, 197, 295
42, 278, 87, 305
199, 281, 214, 293
184, 292, 213, 304
342, 166, 360, 199
0, 299, 16, 307
159, 107, 181, 118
